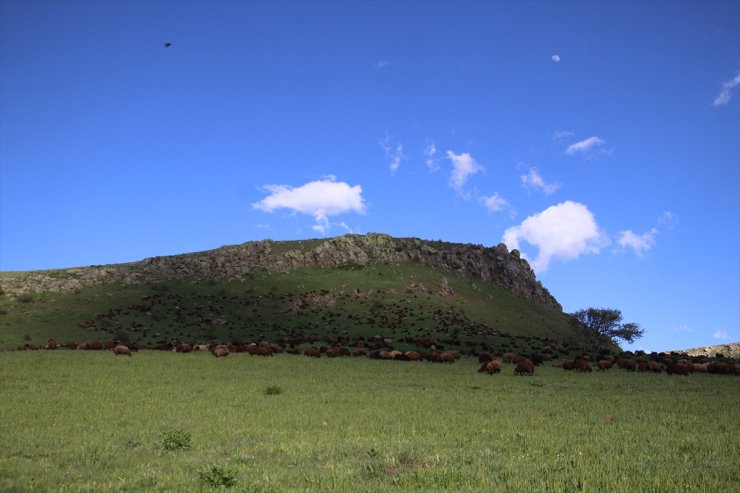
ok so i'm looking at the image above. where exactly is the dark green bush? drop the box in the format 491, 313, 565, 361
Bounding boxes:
264, 385, 283, 395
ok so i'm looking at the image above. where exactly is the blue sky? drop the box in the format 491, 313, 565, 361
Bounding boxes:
1, 1, 738, 352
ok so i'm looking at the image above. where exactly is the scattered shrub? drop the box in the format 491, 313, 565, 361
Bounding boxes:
264, 385, 283, 395
16, 293, 34, 303
199, 465, 237, 488
160, 429, 192, 451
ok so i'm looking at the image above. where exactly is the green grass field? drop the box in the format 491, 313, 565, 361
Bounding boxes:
1, 351, 738, 492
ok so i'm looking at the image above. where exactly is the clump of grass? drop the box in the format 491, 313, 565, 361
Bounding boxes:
199, 464, 237, 488
160, 429, 192, 451
362, 448, 384, 479
16, 293, 34, 303
264, 385, 283, 395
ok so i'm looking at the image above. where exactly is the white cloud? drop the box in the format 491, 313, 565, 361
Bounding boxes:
617, 228, 658, 258
380, 137, 404, 174
551, 55, 561, 62
252, 177, 366, 235
658, 211, 679, 229
565, 136, 606, 155
713, 330, 732, 341
521, 168, 560, 195
447, 150, 483, 194
673, 324, 693, 333
553, 130, 575, 141
481, 193, 510, 212
713, 73, 740, 107
424, 141, 439, 171
374, 60, 391, 69
503, 201, 608, 273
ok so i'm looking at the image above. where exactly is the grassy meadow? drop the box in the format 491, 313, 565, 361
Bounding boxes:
1, 351, 738, 492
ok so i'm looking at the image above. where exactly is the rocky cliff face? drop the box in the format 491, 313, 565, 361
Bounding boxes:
0, 233, 561, 309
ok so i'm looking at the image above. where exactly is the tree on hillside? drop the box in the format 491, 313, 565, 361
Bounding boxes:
570, 307, 644, 345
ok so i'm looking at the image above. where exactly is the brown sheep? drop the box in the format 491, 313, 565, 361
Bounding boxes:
304, 347, 321, 358
439, 351, 458, 363
478, 360, 502, 374
45, 339, 59, 350
113, 345, 132, 357
666, 362, 690, 376
514, 359, 535, 376
404, 351, 422, 361
175, 343, 193, 353
324, 347, 342, 358
597, 360, 613, 371
78, 340, 104, 350
562, 360, 577, 371
503, 352, 516, 364
212, 347, 229, 358
576, 360, 593, 373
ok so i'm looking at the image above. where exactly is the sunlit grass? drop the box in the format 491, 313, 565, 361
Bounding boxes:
0, 351, 737, 492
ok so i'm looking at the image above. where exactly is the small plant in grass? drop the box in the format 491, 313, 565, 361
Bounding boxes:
199, 465, 237, 488
362, 448, 384, 479
264, 385, 283, 395
160, 429, 192, 451
16, 293, 34, 303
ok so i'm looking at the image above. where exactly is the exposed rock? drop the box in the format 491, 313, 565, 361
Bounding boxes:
438, 277, 455, 297
0, 233, 561, 309
666, 342, 740, 359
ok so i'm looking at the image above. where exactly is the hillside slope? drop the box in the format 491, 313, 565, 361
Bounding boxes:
0, 234, 612, 354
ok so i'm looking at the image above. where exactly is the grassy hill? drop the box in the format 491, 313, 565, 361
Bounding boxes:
0, 234, 614, 354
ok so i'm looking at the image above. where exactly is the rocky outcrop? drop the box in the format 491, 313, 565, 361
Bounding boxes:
667, 343, 740, 359
0, 233, 561, 309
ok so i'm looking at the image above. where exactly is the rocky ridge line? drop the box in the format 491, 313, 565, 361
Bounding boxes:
0, 233, 561, 309
666, 342, 740, 358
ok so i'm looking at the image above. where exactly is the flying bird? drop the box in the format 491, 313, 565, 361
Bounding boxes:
164, 42, 172, 48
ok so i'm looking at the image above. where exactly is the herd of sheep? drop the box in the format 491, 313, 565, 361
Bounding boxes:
15, 338, 740, 376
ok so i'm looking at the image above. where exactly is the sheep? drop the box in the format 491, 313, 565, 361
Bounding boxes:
665, 362, 690, 376
514, 359, 535, 376
304, 347, 321, 358
404, 351, 423, 361
576, 360, 592, 373
478, 360, 502, 374
113, 345, 132, 357
212, 347, 230, 358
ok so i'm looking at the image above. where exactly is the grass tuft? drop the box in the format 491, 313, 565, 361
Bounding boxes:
264, 385, 283, 395
160, 429, 192, 451
199, 465, 237, 488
